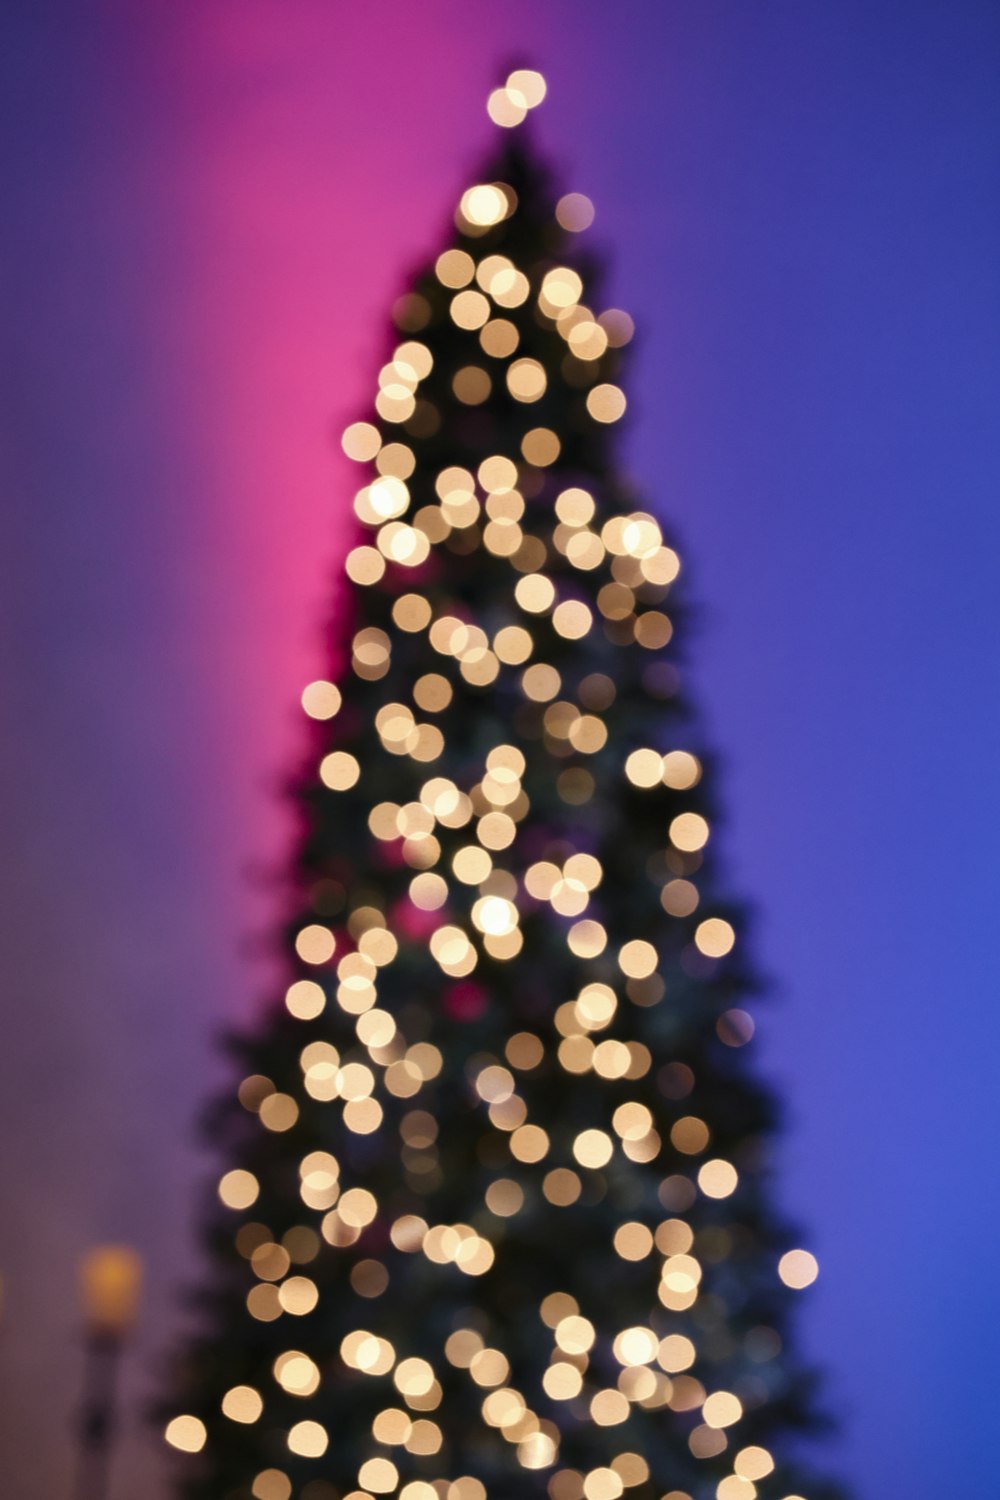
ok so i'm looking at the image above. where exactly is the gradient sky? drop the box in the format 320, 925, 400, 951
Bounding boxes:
2, 2, 998, 1496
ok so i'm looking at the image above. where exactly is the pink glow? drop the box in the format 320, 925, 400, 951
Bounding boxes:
138, 4, 562, 1009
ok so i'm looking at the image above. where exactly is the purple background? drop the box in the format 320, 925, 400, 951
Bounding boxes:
2, 2, 998, 1495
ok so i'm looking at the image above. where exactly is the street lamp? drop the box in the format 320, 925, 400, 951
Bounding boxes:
72, 1245, 143, 1500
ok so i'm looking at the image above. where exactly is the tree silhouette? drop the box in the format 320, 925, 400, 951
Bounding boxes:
165, 72, 843, 1500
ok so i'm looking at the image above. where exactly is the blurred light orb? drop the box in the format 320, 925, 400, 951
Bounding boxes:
779, 1249, 820, 1289
506, 68, 547, 107
164, 1415, 206, 1452
487, 87, 527, 128
460, 184, 509, 227
556, 192, 596, 231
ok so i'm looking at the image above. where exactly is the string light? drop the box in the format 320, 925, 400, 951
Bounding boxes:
166, 69, 835, 1500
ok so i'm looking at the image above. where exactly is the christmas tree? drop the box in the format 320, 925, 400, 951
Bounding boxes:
165, 71, 842, 1500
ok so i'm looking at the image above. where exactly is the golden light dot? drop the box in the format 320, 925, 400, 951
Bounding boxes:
614, 1095, 653, 1135
690, 1426, 727, 1460
247, 1284, 281, 1321
568, 319, 609, 360
695, 917, 736, 957
778, 1249, 819, 1289
552, 599, 593, 639
506, 357, 547, 402
586, 384, 627, 423
520, 1432, 556, 1469
543, 1361, 583, 1400
556, 193, 595, 232
436, 248, 475, 287
485, 1177, 524, 1217
591, 1389, 629, 1426
258, 1094, 298, 1133
477, 1064, 515, 1104
395, 1356, 435, 1397
340, 1188, 379, 1224
375, 385, 415, 423
543, 1167, 581, 1205
478, 454, 519, 493
320, 751, 360, 791
274, 1351, 320, 1396
614, 1222, 653, 1261
368, 473, 410, 520
494, 625, 533, 665
480, 317, 519, 357
459, 184, 509, 228
521, 427, 561, 466
625, 749, 663, 787
451, 289, 491, 329
584, 1040, 620, 1079
453, 365, 492, 405
702, 1390, 743, 1429
251, 1472, 290, 1500
359, 1458, 399, 1494
669, 812, 709, 852
510, 1124, 549, 1163
295, 924, 335, 964
373, 1407, 411, 1444
164, 1415, 206, 1453
555, 487, 595, 528
735, 1447, 775, 1480
555, 1314, 596, 1354
487, 86, 528, 128
614, 1326, 659, 1366
278, 1276, 319, 1315
378, 521, 430, 567
287, 1420, 328, 1457
661, 879, 699, 918
541, 266, 583, 310
618, 939, 657, 979
522, 662, 561, 701
506, 68, 546, 107
287, 978, 326, 1026
662, 1251, 702, 1299
341, 422, 381, 461
219, 1169, 258, 1210
503, 1033, 541, 1073
662, 749, 701, 788
611, 1455, 649, 1489
450, 845, 490, 884
430, 924, 476, 975
491, 266, 530, 308
568, 919, 607, 958
582, 1467, 623, 1500
476, 254, 514, 294
698, 1159, 739, 1199
301, 680, 341, 719
409, 872, 448, 911
576, 980, 616, 1027
573, 1128, 613, 1169
413, 672, 452, 713
671, 1115, 710, 1154
393, 594, 432, 632
658, 1333, 696, 1373
222, 1385, 263, 1423
599, 308, 635, 346
472, 895, 518, 936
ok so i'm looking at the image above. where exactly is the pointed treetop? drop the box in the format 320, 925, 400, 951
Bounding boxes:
486, 68, 548, 129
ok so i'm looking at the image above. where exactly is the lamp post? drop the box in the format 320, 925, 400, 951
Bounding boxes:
72, 1245, 143, 1500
